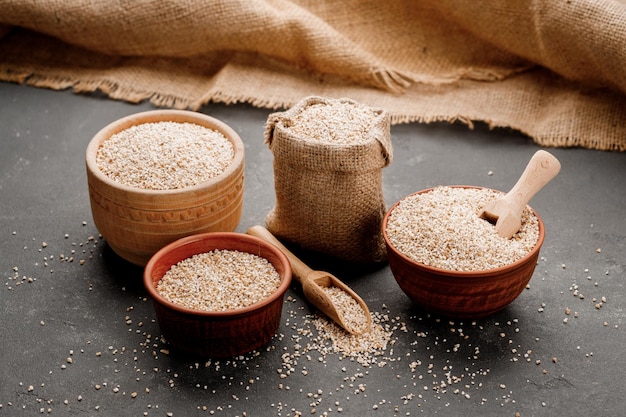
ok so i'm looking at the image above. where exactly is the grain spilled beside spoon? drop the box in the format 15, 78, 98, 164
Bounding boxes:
247, 225, 372, 335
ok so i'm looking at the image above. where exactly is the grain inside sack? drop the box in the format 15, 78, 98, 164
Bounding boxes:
264, 96, 392, 263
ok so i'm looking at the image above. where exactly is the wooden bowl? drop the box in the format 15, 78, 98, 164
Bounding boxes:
382, 186, 545, 319
143, 232, 292, 358
86, 110, 245, 266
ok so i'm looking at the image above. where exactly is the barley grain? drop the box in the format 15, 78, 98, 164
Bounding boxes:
96, 121, 234, 190
283, 100, 377, 145
321, 286, 369, 334
156, 250, 281, 311
385, 186, 539, 271
309, 311, 392, 367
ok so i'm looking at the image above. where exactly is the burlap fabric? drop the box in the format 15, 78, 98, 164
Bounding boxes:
1, 0, 625, 151
264, 96, 392, 263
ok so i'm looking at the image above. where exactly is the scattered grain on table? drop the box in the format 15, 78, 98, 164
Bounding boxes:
308, 310, 393, 366
3, 219, 620, 416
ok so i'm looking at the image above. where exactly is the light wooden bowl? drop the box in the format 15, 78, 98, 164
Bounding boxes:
86, 110, 245, 266
382, 186, 544, 319
144, 232, 292, 358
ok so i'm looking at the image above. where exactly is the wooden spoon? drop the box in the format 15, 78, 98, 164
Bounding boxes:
246, 225, 372, 335
479, 150, 561, 239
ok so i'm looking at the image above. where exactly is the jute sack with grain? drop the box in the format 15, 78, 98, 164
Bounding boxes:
264, 96, 392, 263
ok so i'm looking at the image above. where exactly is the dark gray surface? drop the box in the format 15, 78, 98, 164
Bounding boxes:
1, 81, 624, 416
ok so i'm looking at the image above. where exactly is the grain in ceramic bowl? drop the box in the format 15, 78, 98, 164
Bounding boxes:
382, 186, 544, 319
144, 232, 292, 358
86, 110, 244, 266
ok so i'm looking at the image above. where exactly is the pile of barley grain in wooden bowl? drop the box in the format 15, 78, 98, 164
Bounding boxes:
382, 186, 544, 319
143, 232, 292, 358
85, 110, 245, 266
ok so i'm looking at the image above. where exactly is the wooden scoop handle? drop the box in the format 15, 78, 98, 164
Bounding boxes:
247, 225, 311, 285
504, 150, 561, 211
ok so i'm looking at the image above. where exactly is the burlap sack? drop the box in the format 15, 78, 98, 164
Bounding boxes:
1, 0, 626, 150
264, 96, 392, 263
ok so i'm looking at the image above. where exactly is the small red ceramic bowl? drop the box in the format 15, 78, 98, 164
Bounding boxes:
382, 186, 545, 319
144, 232, 292, 358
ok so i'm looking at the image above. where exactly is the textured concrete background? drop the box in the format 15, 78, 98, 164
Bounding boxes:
1, 82, 624, 416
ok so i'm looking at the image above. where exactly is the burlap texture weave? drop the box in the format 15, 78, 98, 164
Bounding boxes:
1, 0, 625, 151
265, 96, 392, 263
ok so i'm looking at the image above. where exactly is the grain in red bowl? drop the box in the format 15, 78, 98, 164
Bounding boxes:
144, 232, 292, 358
382, 186, 544, 319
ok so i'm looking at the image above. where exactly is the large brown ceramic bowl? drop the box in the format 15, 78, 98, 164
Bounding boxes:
86, 110, 245, 266
144, 232, 292, 358
382, 186, 545, 319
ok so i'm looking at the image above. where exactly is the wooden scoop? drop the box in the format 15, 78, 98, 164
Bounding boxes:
247, 225, 372, 335
479, 150, 561, 239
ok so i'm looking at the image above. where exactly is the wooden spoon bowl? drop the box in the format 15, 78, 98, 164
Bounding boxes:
247, 226, 372, 334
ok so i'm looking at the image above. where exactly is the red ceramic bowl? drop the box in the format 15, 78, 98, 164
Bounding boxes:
144, 232, 292, 358
382, 186, 545, 319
